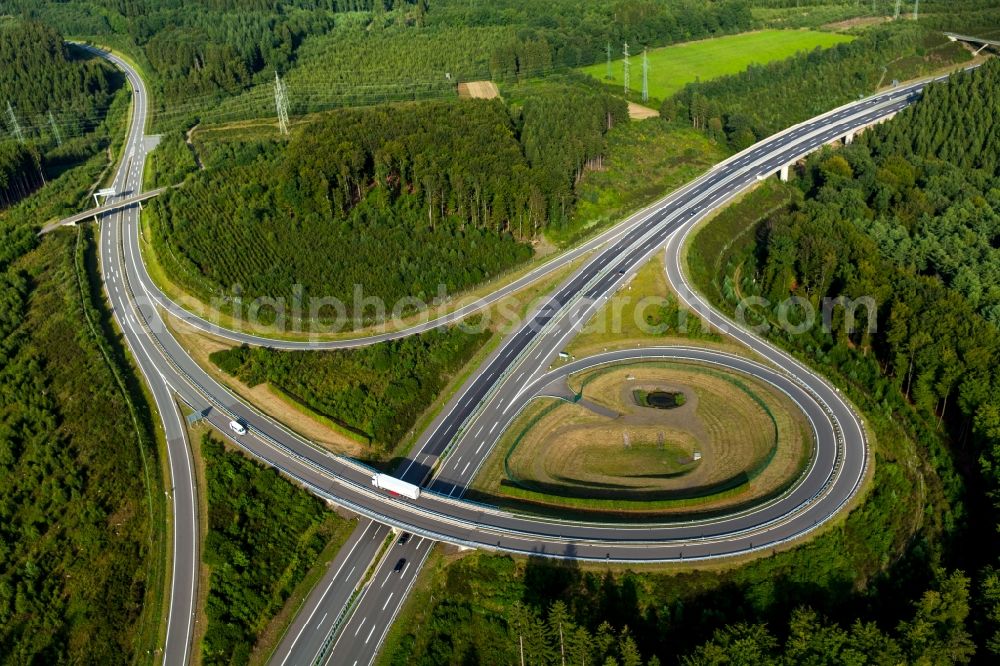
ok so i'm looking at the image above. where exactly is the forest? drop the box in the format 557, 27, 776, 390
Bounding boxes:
683, 59, 1000, 660
210, 322, 488, 458
0, 19, 122, 209
0, 226, 164, 663
199, 433, 354, 665
0, 20, 161, 658
384, 37, 1000, 666
149, 86, 626, 322
4, 0, 752, 128
385, 552, 974, 665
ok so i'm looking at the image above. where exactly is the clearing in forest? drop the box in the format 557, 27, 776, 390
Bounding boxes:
580, 29, 854, 102
457, 80, 500, 99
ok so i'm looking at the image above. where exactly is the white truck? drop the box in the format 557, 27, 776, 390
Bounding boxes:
371, 473, 421, 500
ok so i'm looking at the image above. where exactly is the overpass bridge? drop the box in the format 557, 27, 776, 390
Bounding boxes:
945, 32, 1000, 55
40, 186, 167, 234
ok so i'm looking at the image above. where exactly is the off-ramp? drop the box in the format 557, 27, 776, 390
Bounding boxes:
73, 43, 968, 664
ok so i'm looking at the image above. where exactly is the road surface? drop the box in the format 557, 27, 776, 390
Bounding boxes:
74, 45, 198, 666
73, 43, 966, 665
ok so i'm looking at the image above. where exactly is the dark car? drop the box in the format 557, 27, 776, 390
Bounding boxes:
397, 532, 411, 546
394, 558, 407, 573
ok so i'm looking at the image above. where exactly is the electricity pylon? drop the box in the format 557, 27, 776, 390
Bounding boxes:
6, 102, 24, 144
642, 48, 649, 103
622, 41, 630, 97
913, 0, 920, 20
274, 71, 290, 136
894, 0, 902, 19
606, 42, 612, 80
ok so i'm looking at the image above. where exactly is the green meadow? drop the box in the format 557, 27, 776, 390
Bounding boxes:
581, 29, 854, 102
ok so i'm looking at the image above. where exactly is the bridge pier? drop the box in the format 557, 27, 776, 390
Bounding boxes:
779, 163, 790, 182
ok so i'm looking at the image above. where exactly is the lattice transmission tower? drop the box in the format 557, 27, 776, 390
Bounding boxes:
6, 102, 24, 144
642, 48, 649, 103
274, 72, 290, 136
48, 111, 62, 146
622, 41, 630, 97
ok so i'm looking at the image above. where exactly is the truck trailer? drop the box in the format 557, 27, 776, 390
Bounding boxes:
371, 473, 421, 500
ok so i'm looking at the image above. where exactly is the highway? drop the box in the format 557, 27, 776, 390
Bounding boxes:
75, 45, 197, 666
74, 43, 962, 665
109, 84, 913, 351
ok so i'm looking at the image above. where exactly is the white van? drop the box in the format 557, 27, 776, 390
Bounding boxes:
229, 420, 247, 436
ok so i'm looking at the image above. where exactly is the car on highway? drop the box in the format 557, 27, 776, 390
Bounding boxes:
394, 558, 407, 573
229, 420, 247, 436
397, 533, 411, 546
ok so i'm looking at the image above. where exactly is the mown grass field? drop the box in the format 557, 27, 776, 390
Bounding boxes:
579, 29, 854, 102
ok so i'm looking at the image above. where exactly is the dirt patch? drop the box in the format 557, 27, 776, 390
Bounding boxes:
458, 81, 500, 99
823, 16, 891, 31
628, 102, 660, 120
185, 123, 205, 171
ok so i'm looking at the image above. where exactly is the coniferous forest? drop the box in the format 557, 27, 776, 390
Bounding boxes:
148, 87, 627, 321
0, 19, 121, 208
380, 50, 1000, 666
4, 1, 1000, 665
5, 0, 753, 124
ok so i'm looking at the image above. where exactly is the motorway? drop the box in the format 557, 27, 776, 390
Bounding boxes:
76, 45, 197, 666
72, 43, 963, 665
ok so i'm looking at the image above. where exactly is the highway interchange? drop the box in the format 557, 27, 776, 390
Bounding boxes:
72, 44, 962, 665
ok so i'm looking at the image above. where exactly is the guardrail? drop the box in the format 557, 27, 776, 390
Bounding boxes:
103, 65, 951, 562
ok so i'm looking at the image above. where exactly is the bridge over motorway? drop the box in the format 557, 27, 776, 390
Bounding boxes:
945, 32, 1000, 55
39, 186, 167, 235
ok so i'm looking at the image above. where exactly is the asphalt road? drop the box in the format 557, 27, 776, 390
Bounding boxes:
74, 45, 198, 666
286, 79, 946, 665
74, 43, 966, 665
270, 519, 391, 666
